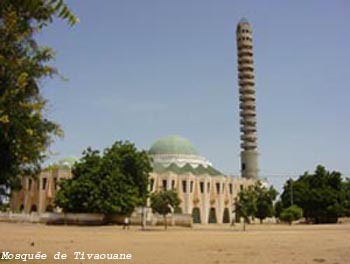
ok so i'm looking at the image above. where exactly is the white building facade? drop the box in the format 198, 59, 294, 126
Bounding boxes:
148, 135, 255, 224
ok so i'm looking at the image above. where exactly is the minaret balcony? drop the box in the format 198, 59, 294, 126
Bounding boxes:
240, 117, 256, 126
239, 86, 255, 93
240, 102, 256, 110
239, 80, 255, 86
240, 93, 255, 101
237, 38, 252, 45
241, 142, 257, 150
238, 58, 254, 64
237, 44, 253, 50
238, 72, 254, 79
241, 126, 257, 133
238, 63, 254, 71
240, 109, 256, 117
238, 50, 253, 56
240, 133, 257, 141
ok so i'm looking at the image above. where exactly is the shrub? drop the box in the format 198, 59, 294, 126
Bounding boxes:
279, 205, 303, 225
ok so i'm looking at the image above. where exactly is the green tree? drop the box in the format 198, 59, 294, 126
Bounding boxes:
150, 190, 181, 230
233, 182, 277, 229
274, 200, 283, 219
0, 0, 77, 196
342, 178, 350, 217
55, 141, 152, 216
279, 205, 303, 225
255, 182, 278, 224
0, 200, 9, 212
280, 165, 345, 223
234, 185, 257, 231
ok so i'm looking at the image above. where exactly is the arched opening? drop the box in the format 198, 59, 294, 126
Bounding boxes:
46, 204, 54, 212
30, 204, 37, 213
192, 207, 201, 224
208, 208, 217, 224
222, 208, 230, 223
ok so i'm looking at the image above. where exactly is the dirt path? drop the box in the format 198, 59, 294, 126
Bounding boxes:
0, 222, 349, 264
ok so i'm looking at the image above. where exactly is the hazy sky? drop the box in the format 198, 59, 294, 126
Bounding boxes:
40, 0, 350, 190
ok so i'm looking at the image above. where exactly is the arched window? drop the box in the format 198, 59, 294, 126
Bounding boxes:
208, 208, 217, 223
223, 208, 230, 223
30, 204, 37, 213
192, 208, 201, 223
46, 204, 54, 212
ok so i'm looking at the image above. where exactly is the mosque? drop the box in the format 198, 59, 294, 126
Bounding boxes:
10, 135, 255, 224
10, 18, 260, 224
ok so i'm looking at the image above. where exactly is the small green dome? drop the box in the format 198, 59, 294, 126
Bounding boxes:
149, 135, 198, 155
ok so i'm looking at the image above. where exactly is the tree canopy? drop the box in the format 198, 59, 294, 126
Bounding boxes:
280, 165, 347, 224
234, 184, 256, 227
0, 0, 77, 196
342, 178, 350, 217
55, 141, 152, 215
279, 205, 303, 225
234, 181, 277, 230
150, 190, 181, 230
255, 182, 278, 223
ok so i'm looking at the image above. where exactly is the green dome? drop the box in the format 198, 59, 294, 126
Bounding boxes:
149, 135, 198, 155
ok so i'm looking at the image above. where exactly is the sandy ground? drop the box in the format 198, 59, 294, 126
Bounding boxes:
0, 222, 349, 264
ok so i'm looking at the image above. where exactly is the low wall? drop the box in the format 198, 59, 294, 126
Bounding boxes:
102, 213, 192, 227
338, 217, 350, 224
46, 213, 105, 225
154, 213, 192, 228
0, 212, 105, 225
0, 211, 193, 227
0, 212, 47, 223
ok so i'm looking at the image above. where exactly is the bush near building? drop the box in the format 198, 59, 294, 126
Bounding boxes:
55, 141, 152, 216
279, 205, 303, 225
150, 190, 181, 230
234, 181, 278, 230
279, 165, 350, 224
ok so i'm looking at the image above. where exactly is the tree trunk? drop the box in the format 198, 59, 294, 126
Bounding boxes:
260, 218, 263, 224
141, 206, 145, 230
164, 215, 167, 230
243, 218, 246, 231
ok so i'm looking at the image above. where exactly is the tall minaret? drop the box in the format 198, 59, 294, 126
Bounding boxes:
236, 18, 258, 179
